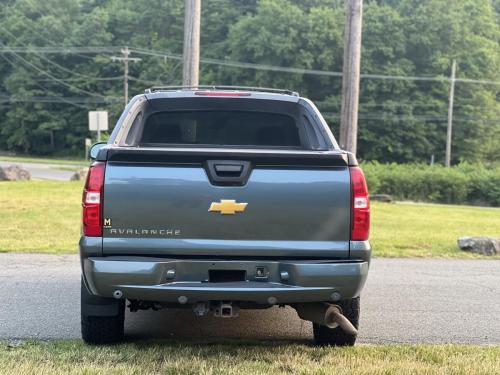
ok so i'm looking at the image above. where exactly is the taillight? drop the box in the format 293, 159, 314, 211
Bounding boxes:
82, 162, 106, 237
350, 166, 370, 241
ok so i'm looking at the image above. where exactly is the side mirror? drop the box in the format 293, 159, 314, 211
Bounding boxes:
89, 142, 107, 160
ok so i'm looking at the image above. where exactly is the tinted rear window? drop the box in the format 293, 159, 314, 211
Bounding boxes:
139, 111, 302, 148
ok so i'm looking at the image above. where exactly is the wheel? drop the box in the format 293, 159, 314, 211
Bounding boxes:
81, 277, 125, 344
313, 297, 360, 346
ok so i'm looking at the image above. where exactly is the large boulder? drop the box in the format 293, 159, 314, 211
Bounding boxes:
70, 167, 89, 181
458, 236, 500, 256
0, 165, 31, 181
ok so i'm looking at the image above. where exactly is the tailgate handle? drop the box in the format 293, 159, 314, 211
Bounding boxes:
214, 164, 243, 175
206, 160, 252, 186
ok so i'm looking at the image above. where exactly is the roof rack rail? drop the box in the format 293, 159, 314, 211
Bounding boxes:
144, 85, 299, 97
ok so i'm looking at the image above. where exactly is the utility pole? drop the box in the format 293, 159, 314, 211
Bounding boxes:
111, 47, 141, 106
182, 0, 201, 86
339, 0, 363, 154
445, 60, 457, 168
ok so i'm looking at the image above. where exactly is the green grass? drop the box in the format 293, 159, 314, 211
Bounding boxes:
0, 181, 82, 253
371, 202, 500, 257
0, 341, 498, 375
0, 155, 88, 167
0, 181, 499, 256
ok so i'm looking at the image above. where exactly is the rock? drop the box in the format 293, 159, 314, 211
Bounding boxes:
370, 194, 393, 203
70, 167, 89, 181
458, 236, 500, 256
0, 165, 31, 181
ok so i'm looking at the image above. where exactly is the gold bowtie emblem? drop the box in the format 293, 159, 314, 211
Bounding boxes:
209, 199, 248, 215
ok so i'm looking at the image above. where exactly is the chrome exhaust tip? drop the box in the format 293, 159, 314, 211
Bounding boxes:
294, 303, 358, 335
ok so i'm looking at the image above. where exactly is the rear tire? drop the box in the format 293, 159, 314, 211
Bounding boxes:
313, 297, 360, 346
81, 278, 125, 344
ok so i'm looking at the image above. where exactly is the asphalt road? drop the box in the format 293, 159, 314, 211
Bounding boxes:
1, 254, 499, 344
0, 161, 77, 181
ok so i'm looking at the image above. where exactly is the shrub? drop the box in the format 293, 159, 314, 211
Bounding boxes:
362, 162, 500, 207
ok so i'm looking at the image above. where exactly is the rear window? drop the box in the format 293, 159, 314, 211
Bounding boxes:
139, 111, 302, 148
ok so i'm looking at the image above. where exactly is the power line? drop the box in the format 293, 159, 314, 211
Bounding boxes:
323, 112, 500, 124
2, 45, 500, 86
0, 46, 120, 54
36, 53, 121, 82
0, 39, 166, 87
0, 53, 91, 109
0, 23, 110, 99
0, 96, 121, 104
1, 92, 497, 123
1, 96, 496, 124
0, 45, 108, 99
319, 103, 500, 114
33, 76, 123, 82
0, 26, 122, 85
129, 47, 500, 86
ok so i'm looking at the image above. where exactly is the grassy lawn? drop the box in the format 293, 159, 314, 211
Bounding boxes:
0, 155, 88, 167
0, 181, 82, 253
0, 341, 498, 375
0, 180, 499, 256
371, 202, 500, 257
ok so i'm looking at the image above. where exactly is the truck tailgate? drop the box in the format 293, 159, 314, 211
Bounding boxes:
101, 148, 351, 258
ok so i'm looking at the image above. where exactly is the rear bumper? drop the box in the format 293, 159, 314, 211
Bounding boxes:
82, 256, 370, 305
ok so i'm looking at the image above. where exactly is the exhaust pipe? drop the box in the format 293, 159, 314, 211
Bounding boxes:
294, 303, 358, 335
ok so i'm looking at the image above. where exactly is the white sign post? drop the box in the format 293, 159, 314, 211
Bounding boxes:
85, 138, 92, 160
88, 111, 109, 142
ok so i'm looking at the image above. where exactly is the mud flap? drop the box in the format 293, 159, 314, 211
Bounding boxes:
81, 276, 123, 317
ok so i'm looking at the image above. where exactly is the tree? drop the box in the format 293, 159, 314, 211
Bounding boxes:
0, 0, 498, 164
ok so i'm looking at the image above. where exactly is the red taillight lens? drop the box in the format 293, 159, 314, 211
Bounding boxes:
82, 162, 105, 237
350, 166, 370, 241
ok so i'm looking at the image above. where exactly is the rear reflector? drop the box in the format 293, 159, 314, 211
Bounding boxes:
82, 161, 106, 237
350, 166, 370, 241
194, 91, 251, 97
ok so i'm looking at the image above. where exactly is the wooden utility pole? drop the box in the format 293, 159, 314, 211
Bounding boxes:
111, 47, 141, 106
339, 0, 363, 153
445, 60, 457, 167
182, 0, 201, 87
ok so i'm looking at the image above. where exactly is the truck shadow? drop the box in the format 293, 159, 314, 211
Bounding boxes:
125, 305, 313, 344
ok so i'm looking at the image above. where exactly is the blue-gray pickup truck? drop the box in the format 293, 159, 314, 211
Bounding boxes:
80, 86, 371, 346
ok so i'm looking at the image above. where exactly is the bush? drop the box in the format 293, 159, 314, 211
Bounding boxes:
362, 162, 500, 207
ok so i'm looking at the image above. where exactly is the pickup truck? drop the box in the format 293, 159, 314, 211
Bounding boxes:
80, 86, 371, 346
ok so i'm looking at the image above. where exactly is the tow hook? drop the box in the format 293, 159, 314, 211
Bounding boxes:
294, 303, 358, 335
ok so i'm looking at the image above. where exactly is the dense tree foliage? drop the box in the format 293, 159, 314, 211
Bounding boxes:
0, 0, 499, 164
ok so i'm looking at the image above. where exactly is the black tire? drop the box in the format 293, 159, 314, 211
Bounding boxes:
81, 278, 125, 344
313, 297, 360, 346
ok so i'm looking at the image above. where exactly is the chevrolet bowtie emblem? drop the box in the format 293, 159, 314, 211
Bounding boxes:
209, 199, 248, 215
